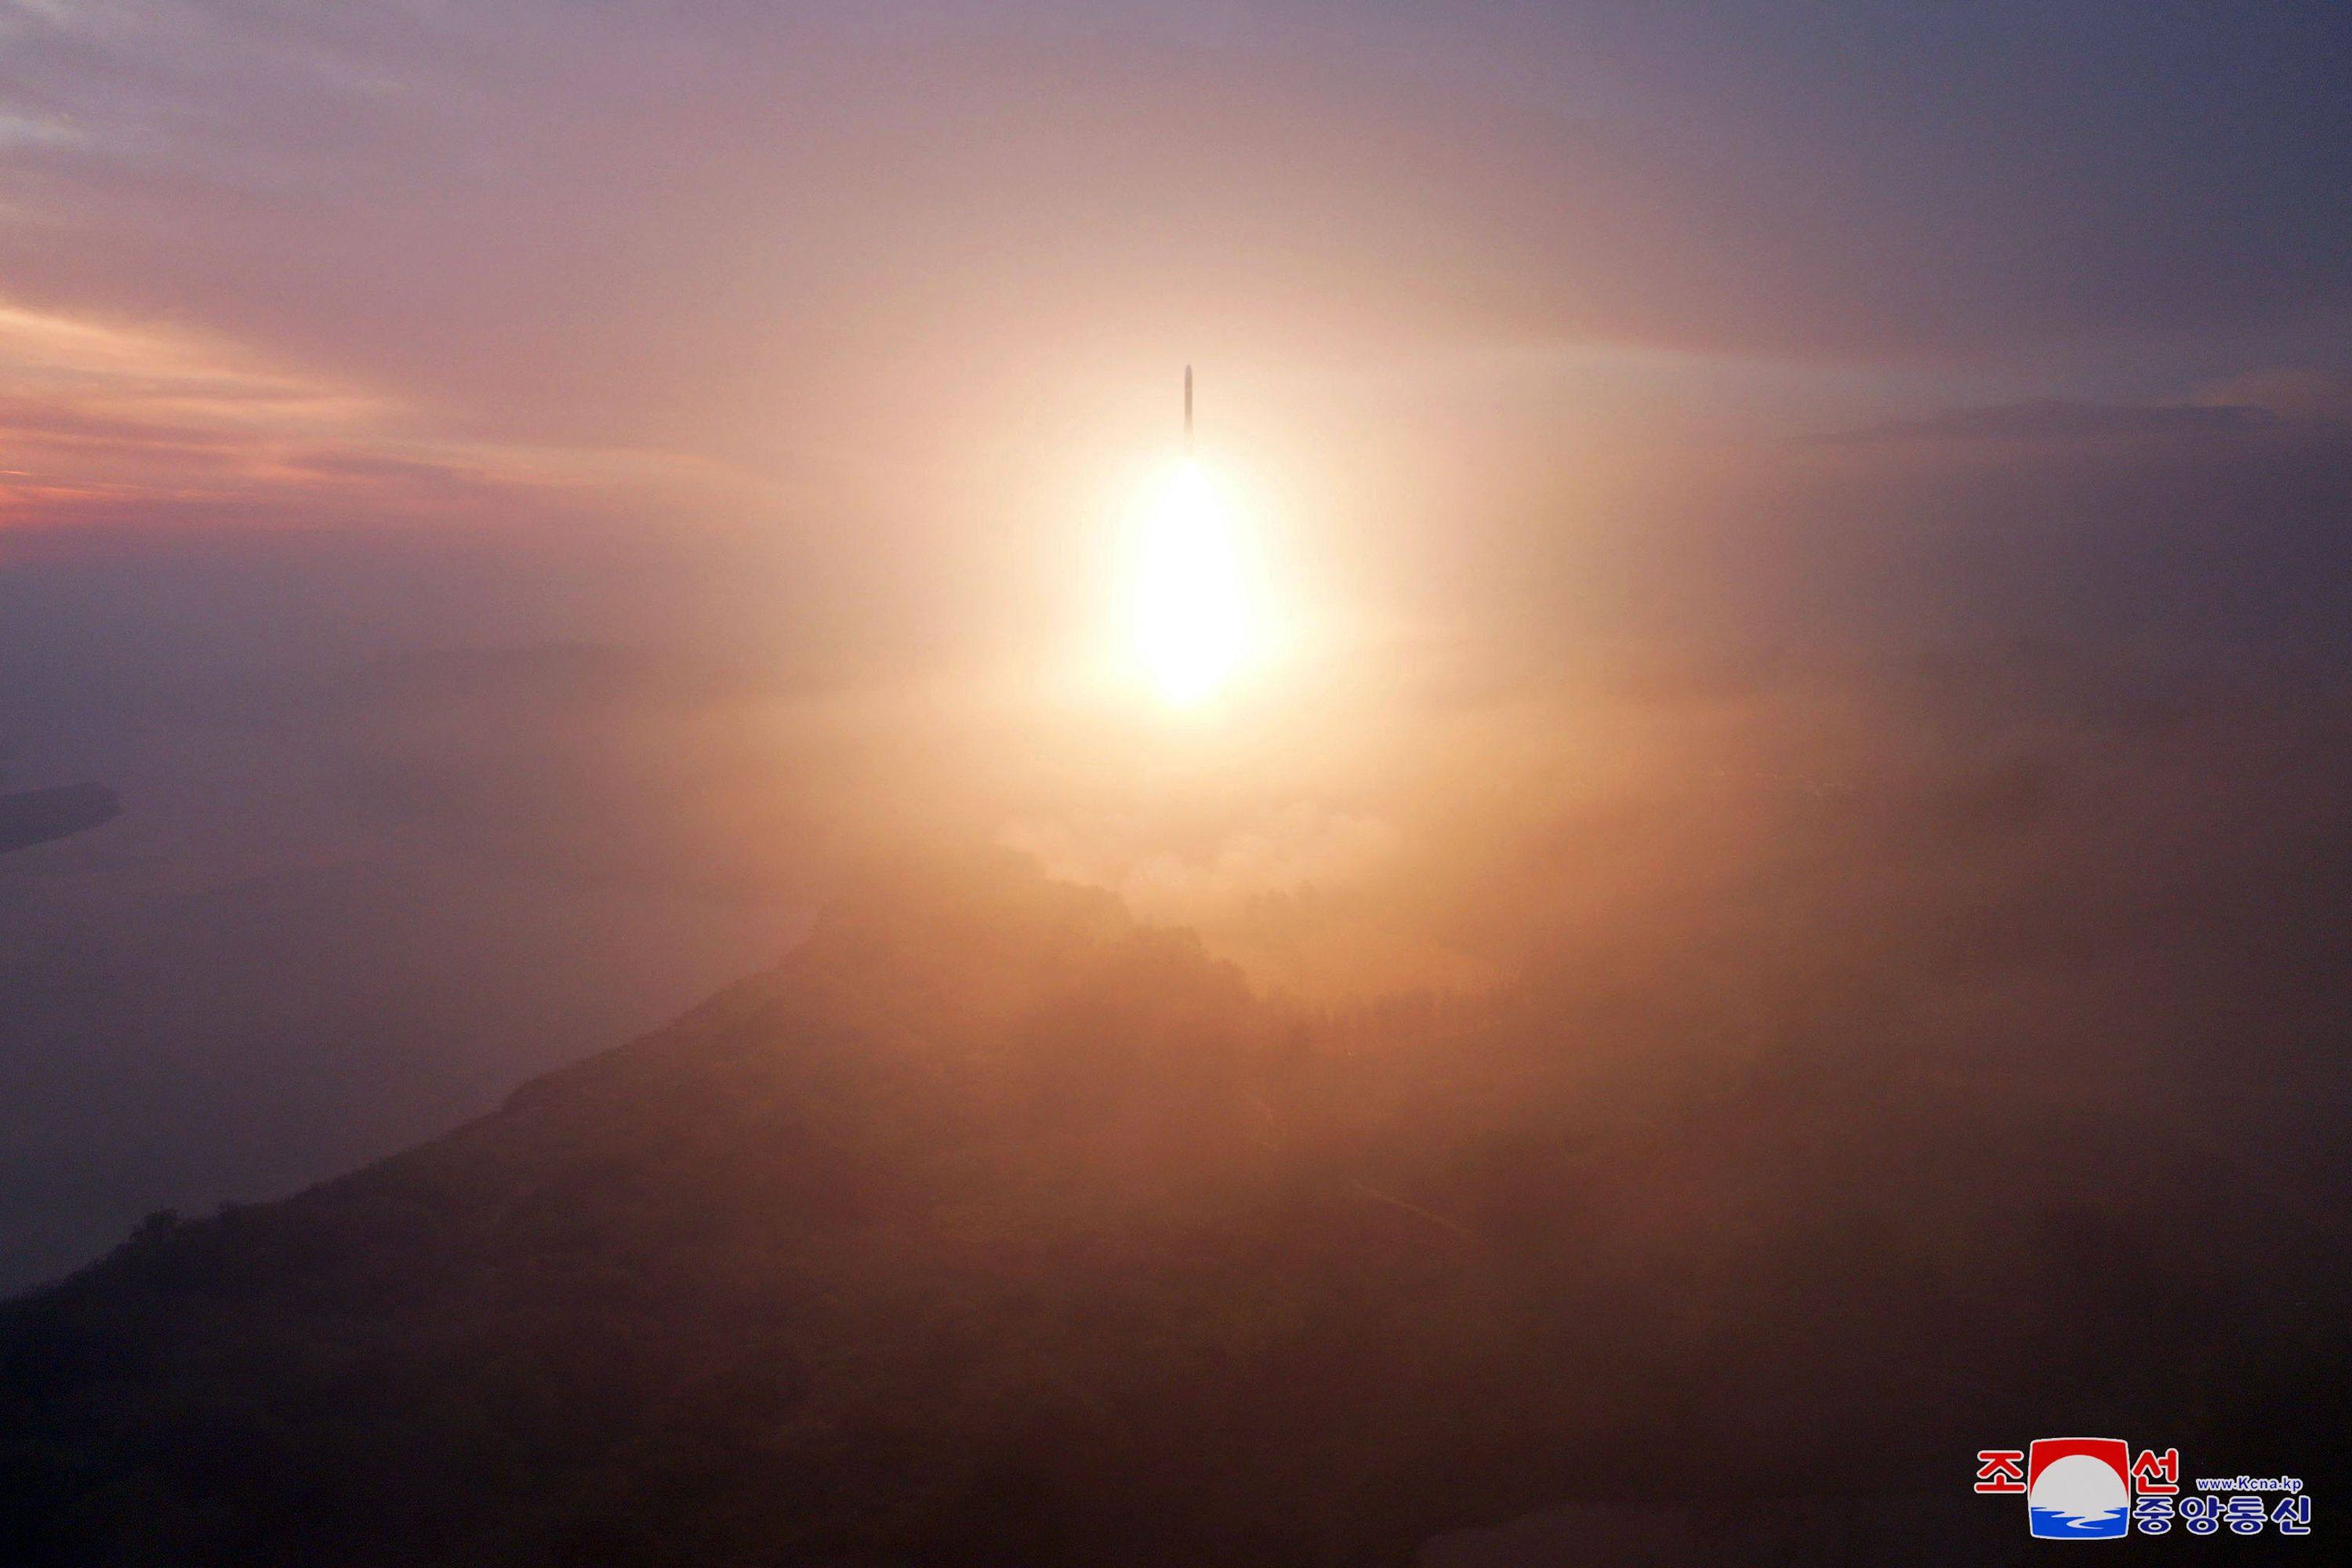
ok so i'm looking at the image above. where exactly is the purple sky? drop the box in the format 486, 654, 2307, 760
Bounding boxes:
0, 2, 2344, 681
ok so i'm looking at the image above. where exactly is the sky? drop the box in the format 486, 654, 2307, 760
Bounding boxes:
2, 2, 2351, 1290
1, 0, 2348, 681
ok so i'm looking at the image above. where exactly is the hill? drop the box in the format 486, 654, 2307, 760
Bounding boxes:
3, 855, 2346, 1566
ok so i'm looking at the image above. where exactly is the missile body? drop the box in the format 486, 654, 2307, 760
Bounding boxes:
1184, 364, 1193, 453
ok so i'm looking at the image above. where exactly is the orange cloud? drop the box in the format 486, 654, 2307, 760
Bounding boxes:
0, 299, 739, 528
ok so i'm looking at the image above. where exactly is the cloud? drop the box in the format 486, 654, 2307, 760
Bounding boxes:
1, 1, 2347, 715
1, 0, 2346, 485
1808, 398, 2285, 447
0, 296, 725, 528
2194, 368, 2352, 423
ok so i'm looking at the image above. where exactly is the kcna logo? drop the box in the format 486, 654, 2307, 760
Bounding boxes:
2015, 1439, 2132, 1539
1974, 1439, 2314, 1540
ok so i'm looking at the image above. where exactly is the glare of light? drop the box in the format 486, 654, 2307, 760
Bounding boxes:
1129, 458, 1258, 706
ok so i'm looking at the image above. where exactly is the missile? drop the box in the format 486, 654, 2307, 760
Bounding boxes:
1184, 364, 1194, 454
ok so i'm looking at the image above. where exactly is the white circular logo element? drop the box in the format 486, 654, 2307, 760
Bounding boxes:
2031, 1453, 2128, 1522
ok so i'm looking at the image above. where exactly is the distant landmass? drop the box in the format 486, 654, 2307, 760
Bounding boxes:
0, 782, 121, 857
2, 855, 2343, 1566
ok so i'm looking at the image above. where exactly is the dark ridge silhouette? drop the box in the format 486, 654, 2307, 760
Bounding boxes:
2, 853, 2345, 1566
0, 782, 119, 857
